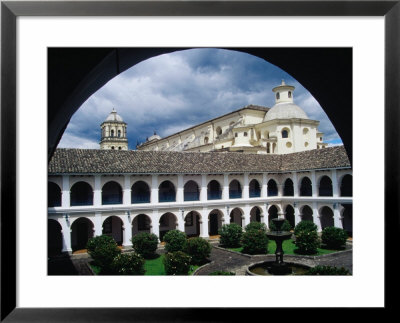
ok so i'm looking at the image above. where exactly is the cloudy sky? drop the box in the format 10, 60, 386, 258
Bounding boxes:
58, 48, 343, 150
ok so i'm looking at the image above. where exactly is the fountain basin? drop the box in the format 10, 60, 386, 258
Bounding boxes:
246, 260, 311, 276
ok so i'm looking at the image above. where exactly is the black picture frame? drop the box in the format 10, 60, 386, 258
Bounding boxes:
1, 0, 398, 321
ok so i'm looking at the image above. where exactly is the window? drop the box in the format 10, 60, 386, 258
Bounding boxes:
288, 91, 292, 98
244, 132, 248, 137
118, 147, 121, 150
235, 133, 238, 137
276, 93, 280, 100
110, 129, 114, 137
204, 137, 209, 144
117, 130, 121, 137
111, 146, 114, 149
282, 130, 289, 138
216, 127, 222, 136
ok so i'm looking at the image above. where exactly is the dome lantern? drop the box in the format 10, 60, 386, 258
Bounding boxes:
100, 109, 128, 150
272, 80, 295, 104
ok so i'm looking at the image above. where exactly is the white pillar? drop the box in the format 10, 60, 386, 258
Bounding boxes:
243, 173, 249, 199
151, 210, 160, 241
200, 174, 207, 201
311, 171, 317, 197
277, 183, 284, 197
313, 202, 322, 231
224, 205, 230, 224
333, 203, 343, 229
332, 169, 339, 198
93, 175, 102, 206
177, 175, 184, 203
123, 175, 131, 205
60, 214, 72, 253
200, 207, 209, 238
293, 172, 299, 197
223, 174, 229, 200
243, 204, 250, 227
122, 212, 132, 247
151, 175, 159, 204
262, 173, 268, 197
61, 176, 70, 207
262, 203, 268, 228
294, 203, 301, 226
178, 209, 185, 232
94, 212, 103, 236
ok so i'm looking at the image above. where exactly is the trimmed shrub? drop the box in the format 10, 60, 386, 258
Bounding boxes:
219, 223, 243, 248
269, 219, 292, 232
186, 237, 212, 265
163, 251, 191, 275
321, 227, 348, 249
307, 265, 350, 275
131, 232, 159, 259
295, 230, 320, 255
111, 253, 145, 275
163, 230, 188, 253
86, 235, 121, 274
245, 222, 267, 233
209, 271, 236, 275
241, 229, 269, 255
294, 220, 317, 236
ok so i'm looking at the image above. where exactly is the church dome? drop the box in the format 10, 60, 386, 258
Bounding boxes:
105, 108, 125, 122
264, 103, 308, 122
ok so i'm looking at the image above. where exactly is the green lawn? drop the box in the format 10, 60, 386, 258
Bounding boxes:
228, 239, 341, 256
90, 254, 199, 275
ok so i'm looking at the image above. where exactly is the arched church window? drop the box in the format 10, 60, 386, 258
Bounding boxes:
216, 127, 222, 136
111, 129, 114, 137
288, 91, 292, 98
244, 132, 248, 137
282, 129, 289, 138
204, 137, 209, 144
276, 93, 280, 100
118, 130, 121, 137
235, 133, 238, 138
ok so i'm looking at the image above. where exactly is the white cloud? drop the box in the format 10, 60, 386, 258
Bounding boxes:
58, 133, 100, 149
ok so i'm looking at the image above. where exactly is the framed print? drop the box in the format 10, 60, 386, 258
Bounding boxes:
1, 0, 398, 321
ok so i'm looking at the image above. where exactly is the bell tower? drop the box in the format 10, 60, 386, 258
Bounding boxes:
100, 108, 128, 150
272, 80, 295, 104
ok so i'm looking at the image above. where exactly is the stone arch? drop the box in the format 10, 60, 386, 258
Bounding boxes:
184, 180, 200, 201
184, 211, 201, 237
319, 206, 334, 229
319, 175, 333, 196
283, 178, 294, 196
340, 174, 352, 197
249, 179, 261, 198
300, 205, 313, 222
70, 181, 93, 206
48, 181, 61, 207
250, 206, 262, 223
299, 176, 312, 196
268, 205, 279, 224
230, 207, 244, 227
207, 179, 222, 200
281, 127, 290, 138
131, 180, 150, 203
48, 219, 63, 256
267, 179, 278, 196
285, 205, 295, 229
341, 204, 353, 237
132, 214, 151, 236
159, 212, 178, 241
158, 180, 176, 202
70, 217, 94, 251
102, 181, 123, 205
102, 215, 124, 245
208, 209, 224, 236
229, 179, 242, 199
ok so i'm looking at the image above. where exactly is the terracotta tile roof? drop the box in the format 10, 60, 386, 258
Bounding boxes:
48, 145, 351, 175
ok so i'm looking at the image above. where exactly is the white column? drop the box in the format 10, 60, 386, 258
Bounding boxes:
177, 175, 184, 203
200, 207, 209, 238
94, 212, 103, 236
262, 203, 268, 228
277, 183, 284, 197
200, 174, 207, 201
243, 173, 249, 199
60, 214, 72, 253
61, 176, 70, 207
151, 175, 159, 204
223, 174, 229, 200
311, 171, 317, 197
93, 175, 102, 206
151, 210, 160, 241
332, 169, 339, 198
123, 175, 131, 205
262, 173, 268, 197
243, 204, 250, 227
333, 203, 343, 229
178, 209, 185, 232
294, 203, 301, 226
313, 202, 322, 231
293, 172, 299, 197
224, 205, 230, 224
122, 212, 132, 247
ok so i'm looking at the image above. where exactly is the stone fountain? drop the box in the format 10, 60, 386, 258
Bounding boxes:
265, 217, 293, 275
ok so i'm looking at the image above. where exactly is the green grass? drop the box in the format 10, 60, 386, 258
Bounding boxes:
227, 239, 341, 256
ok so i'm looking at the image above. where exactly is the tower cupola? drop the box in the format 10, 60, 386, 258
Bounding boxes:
100, 108, 128, 150
272, 80, 295, 104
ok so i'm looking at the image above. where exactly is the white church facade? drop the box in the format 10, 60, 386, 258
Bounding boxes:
47, 82, 352, 254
